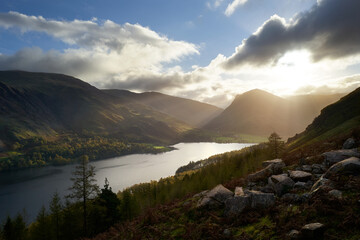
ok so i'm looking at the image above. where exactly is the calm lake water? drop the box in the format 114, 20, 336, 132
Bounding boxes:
0, 142, 253, 222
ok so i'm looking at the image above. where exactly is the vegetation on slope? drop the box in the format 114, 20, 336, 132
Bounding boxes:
287, 87, 360, 152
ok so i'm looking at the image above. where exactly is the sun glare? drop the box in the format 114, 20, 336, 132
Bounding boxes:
272, 50, 315, 94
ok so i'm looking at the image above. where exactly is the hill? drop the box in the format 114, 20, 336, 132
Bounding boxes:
0, 71, 192, 147
288, 87, 360, 149
204, 89, 342, 139
103, 89, 222, 127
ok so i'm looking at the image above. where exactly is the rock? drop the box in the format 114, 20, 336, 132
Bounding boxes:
262, 159, 284, 168
234, 186, 245, 196
223, 229, 231, 237
328, 189, 342, 199
311, 177, 332, 193
322, 149, 360, 167
294, 181, 306, 189
289, 170, 313, 182
288, 229, 300, 239
224, 195, 251, 215
324, 157, 360, 178
197, 185, 233, 209
301, 223, 325, 240
311, 164, 326, 174
247, 165, 274, 182
193, 190, 209, 198
246, 190, 275, 209
268, 174, 295, 196
247, 160, 285, 182
301, 165, 312, 172
343, 138, 356, 149
281, 193, 301, 203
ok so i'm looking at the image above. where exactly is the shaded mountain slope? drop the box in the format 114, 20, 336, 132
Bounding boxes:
0, 71, 192, 146
205, 89, 342, 138
288, 87, 360, 148
104, 89, 222, 127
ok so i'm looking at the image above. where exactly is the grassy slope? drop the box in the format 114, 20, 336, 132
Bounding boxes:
288, 87, 360, 150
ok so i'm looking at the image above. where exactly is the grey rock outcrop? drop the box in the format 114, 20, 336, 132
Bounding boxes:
246, 190, 275, 209
288, 229, 300, 239
268, 174, 295, 196
289, 170, 312, 182
224, 189, 275, 215
225, 195, 251, 215
247, 159, 285, 182
322, 149, 360, 167
343, 138, 356, 149
328, 189, 342, 199
311, 164, 326, 174
301, 223, 325, 240
197, 184, 233, 209
324, 157, 360, 178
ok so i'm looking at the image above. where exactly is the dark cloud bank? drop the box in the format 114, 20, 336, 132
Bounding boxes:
223, 0, 360, 69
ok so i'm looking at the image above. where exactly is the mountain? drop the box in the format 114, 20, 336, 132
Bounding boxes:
288, 87, 360, 148
204, 89, 342, 138
0, 71, 192, 146
103, 90, 222, 127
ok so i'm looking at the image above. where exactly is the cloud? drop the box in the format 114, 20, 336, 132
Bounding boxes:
222, 0, 360, 70
225, 0, 248, 16
207, 0, 225, 10
0, 11, 199, 86
103, 69, 205, 92
294, 74, 360, 95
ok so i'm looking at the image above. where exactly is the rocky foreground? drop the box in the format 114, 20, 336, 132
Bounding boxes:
92, 138, 360, 239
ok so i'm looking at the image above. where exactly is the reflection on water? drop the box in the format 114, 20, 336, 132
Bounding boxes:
0, 142, 253, 222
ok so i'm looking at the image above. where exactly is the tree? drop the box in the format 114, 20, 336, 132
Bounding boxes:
29, 206, 51, 240
267, 132, 285, 158
49, 192, 62, 240
67, 155, 99, 236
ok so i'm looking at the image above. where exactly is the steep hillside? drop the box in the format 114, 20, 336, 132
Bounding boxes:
0, 71, 192, 146
205, 89, 342, 138
288, 87, 360, 149
104, 89, 222, 127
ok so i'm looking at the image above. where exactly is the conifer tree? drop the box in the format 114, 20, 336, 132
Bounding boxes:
49, 192, 62, 240
267, 132, 285, 158
67, 155, 99, 236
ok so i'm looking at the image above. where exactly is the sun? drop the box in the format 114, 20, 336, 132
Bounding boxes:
272, 50, 316, 94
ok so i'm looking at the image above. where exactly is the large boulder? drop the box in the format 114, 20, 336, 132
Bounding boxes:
268, 174, 295, 196
311, 164, 326, 174
300, 223, 325, 240
343, 138, 356, 149
322, 149, 360, 167
246, 190, 275, 209
289, 170, 313, 182
247, 160, 285, 182
262, 159, 284, 168
224, 195, 251, 216
197, 184, 233, 209
324, 157, 360, 178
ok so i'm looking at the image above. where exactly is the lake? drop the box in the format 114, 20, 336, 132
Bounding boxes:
0, 142, 253, 222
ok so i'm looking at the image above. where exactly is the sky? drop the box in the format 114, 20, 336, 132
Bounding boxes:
0, 0, 360, 107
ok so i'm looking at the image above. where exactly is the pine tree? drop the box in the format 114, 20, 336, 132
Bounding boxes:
49, 192, 62, 240
67, 155, 99, 236
267, 132, 285, 158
